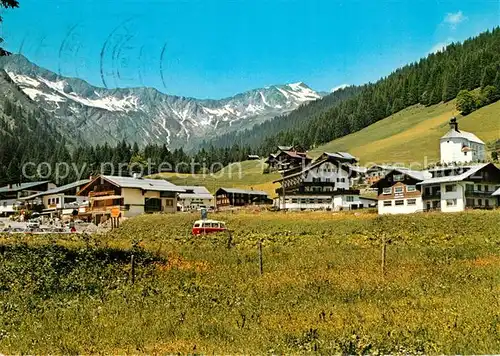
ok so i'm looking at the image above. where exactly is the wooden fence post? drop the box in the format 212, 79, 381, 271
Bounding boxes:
258, 240, 263, 276
226, 230, 233, 249
130, 254, 136, 284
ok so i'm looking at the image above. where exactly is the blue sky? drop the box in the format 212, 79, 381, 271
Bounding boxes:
1, 0, 499, 99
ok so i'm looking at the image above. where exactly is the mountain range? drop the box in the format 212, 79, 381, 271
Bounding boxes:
0, 54, 323, 148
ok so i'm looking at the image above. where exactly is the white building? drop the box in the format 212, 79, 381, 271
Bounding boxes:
21, 179, 90, 216
372, 168, 432, 215
419, 163, 500, 212
274, 152, 369, 210
0, 181, 56, 216
440, 117, 486, 164
177, 186, 215, 211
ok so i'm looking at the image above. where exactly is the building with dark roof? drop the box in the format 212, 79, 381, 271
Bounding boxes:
0, 181, 55, 216
21, 179, 90, 216
273, 151, 368, 211
215, 187, 271, 207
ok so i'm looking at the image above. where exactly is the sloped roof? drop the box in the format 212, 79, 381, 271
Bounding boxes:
22, 179, 90, 200
178, 186, 211, 194
273, 153, 361, 183
441, 129, 485, 144
418, 163, 490, 185
322, 152, 358, 161
493, 188, 500, 196
400, 169, 432, 181
0, 181, 50, 194
102, 176, 185, 192
370, 168, 432, 188
217, 187, 269, 196
178, 186, 214, 199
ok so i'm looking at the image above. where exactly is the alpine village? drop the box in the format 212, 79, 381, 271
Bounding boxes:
2, 117, 499, 224
1, 1, 500, 352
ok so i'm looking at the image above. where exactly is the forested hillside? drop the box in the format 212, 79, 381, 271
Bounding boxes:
207, 28, 500, 155
203, 85, 361, 149
0, 70, 66, 186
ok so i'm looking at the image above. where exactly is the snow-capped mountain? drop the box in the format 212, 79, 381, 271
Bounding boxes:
0, 54, 322, 148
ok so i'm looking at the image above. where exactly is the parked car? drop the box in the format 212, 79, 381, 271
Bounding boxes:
26, 221, 40, 229
192, 219, 227, 235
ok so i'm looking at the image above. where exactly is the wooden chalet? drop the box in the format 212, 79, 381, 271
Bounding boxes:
215, 188, 271, 207
371, 168, 431, 214
77, 175, 185, 223
265, 145, 312, 171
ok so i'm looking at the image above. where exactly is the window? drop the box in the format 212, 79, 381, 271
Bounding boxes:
445, 184, 456, 192
325, 178, 330, 183
160, 191, 175, 198
393, 174, 404, 182
446, 199, 457, 207
383, 201, 392, 207
165, 199, 174, 207
407, 199, 417, 206
476, 185, 482, 192
406, 185, 417, 192
485, 199, 490, 207
346, 196, 354, 202
194, 223, 200, 228
395, 200, 404, 206
394, 187, 404, 194
383, 187, 392, 195
477, 199, 483, 206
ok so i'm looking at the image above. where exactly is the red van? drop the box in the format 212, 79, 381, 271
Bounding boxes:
192, 219, 227, 235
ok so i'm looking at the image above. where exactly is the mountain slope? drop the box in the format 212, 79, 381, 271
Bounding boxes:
310, 99, 500, 164
0, 54, 322, 147
0, 69, 68, 185
207, 28, 500, 155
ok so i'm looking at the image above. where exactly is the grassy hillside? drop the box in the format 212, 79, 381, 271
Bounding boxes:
151, 159, 280, 197
310, 100, 500, 165
1, 210, 500, 354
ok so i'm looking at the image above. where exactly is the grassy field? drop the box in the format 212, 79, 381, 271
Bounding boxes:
1, 210, 500, 354
151, 159, 280, 197
310, 99, 500, 165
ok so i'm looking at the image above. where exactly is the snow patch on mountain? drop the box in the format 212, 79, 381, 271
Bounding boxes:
2, 55, 324, 148
23, 88, 66, 103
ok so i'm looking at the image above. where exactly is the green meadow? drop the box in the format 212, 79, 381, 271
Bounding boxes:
1, 210, 499, 354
